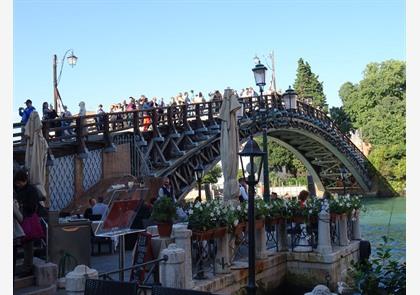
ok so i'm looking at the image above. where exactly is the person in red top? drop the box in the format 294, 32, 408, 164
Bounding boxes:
298, 190, 309, 208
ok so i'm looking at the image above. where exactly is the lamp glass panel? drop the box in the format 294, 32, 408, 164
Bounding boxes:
67, 55, 78, 66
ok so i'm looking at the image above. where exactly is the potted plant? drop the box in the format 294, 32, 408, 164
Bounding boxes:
255, 198, 269, 229
187, 201, 216, 240
151, 197, 177, 237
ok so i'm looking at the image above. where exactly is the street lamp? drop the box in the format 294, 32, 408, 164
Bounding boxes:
193, 162, 206, 280
282, 86, 297, 110
252, 57, 270, 202
238, 135, 265, 295
53, 49, 78, 112
194, 163, 204, 201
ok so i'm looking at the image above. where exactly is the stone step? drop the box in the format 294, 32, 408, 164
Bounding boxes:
13, 284, 56, 295
14, 275, 35, 290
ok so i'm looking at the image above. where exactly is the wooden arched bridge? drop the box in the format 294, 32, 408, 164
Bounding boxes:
13, 93, 396, 203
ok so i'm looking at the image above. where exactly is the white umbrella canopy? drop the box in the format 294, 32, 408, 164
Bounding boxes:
25, 111, 49, 198
219, 89, 242, 201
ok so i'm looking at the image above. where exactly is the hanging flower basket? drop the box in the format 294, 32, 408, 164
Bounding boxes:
192, 229, 215, 241
213, 226, 227, 239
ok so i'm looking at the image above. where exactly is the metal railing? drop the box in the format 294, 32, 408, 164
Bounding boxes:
99, 255, 168, 286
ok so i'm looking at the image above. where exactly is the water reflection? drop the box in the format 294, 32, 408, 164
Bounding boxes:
360, 197, 406, 261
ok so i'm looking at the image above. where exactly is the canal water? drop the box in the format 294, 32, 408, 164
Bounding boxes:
360, 196, 406, 261
268, 197, 406, 294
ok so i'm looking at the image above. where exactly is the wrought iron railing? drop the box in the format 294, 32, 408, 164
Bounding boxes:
98, 255, 168, 293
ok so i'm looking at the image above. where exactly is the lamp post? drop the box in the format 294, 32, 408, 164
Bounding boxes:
194, 162, 206, 280
282, 86, 297, 110
53, 50, 78, 112
238, 136, 265, 295
194, 163, 204, 201
252, 57, 270, 202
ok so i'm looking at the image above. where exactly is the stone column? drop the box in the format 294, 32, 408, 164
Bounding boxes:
228, 232, 235, 263
338, 214, 350, 246
277, 219, 289, 251
215, 233, 231, 274
255, 226, 268, 259
316, 210, 332, 254
352, 210, 361, 240
172, 225, 193, 288
160, 244, 186, 289
293, 223, 313, 252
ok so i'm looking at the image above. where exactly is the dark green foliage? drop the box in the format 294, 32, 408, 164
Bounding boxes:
348, 236, 406, 294
254, 136, 307, 183
151, 197, 177, 223
339, 60, 406, 193
294, 58, 328, 112
329, 106, 354, 135
339, 60, 406, 146
202, 164, 222, 184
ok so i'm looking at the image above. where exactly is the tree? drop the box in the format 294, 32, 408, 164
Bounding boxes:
329, 106, 354, 135
294, 58, 328, 112
202, 164, 222, 184
339, 60, 406, 146
254, 136, 307, 179
339, 60, 406, 193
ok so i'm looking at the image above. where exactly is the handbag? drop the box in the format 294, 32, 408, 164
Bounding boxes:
21, 213, 45, 242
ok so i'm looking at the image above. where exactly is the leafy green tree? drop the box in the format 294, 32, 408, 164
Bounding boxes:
339, 60, 405, 146
254, 136, 307, 179
202, 164, 222, 184
294, 58, 328, 112
329, 106, 354, 135
339, 60, 406, 193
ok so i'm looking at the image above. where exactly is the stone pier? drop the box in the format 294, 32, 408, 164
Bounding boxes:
192, 242, 360, 294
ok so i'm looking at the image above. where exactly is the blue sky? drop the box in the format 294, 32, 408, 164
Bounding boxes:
13, 0, 405, 120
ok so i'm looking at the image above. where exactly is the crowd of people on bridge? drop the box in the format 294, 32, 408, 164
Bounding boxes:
16, 86, 282, 140
17, 86, 266, 125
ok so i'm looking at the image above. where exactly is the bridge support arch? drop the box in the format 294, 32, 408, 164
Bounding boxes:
268, 137, 325, 197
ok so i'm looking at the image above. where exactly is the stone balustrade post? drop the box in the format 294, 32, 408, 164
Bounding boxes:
277, 219, 289, 251
352, 210, 361, 240
215, 232, 231, 274
172, 224, 193, 288
159, 244, 186, 289
338, 214, 350, 246
316, 210, 332, 254
255, 225, 268, 259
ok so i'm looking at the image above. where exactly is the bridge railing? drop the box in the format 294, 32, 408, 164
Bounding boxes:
13, 100, 225, 148
12, 94, 365, 166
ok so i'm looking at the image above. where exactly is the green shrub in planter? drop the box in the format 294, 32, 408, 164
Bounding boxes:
151, 197, 177, 223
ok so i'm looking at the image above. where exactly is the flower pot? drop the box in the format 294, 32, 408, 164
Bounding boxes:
157, 222, 173, 237
213, 227, 227, 239
255, 219, 265, 230
330, 213, 340, 221
192, 229, 215, 241
234, 223, 246, 236
291, 216, 306, 223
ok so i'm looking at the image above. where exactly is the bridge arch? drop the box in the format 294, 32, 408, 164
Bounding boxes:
13, 93, 396, 204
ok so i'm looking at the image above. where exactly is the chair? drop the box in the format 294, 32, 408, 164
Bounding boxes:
84, 279, 137, 295
151, 285, 213, 295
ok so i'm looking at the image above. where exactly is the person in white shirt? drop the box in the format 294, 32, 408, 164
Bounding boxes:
92, 197, 108, 218
238, 178, 248, 202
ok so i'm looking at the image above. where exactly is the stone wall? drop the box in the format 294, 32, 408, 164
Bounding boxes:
192, 242, 359, 294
